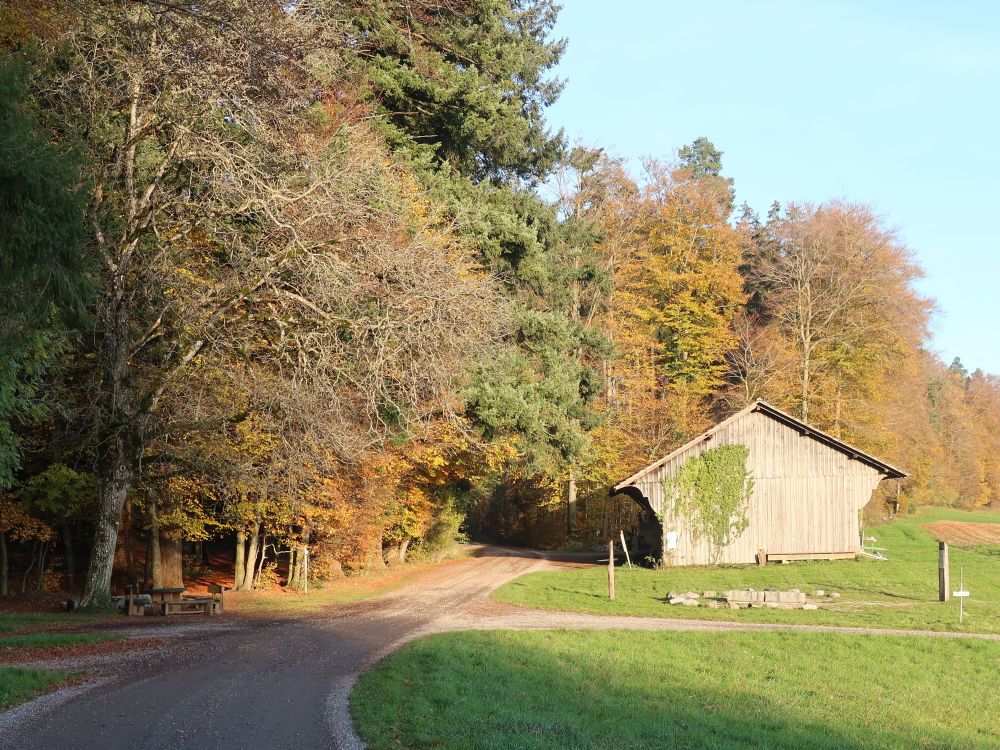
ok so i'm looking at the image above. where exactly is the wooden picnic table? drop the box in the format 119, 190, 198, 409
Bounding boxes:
143, 586, 225, 616
144, 587, 187, 603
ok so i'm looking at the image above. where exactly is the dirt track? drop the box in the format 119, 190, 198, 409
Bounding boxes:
2, 547, 997, 750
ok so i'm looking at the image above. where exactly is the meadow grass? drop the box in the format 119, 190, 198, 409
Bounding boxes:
0, 612, 109, 633
0, 667, 69, 710
493, 507, 1000, 634
352, 629, 1000, 750
0, 631, 121, 651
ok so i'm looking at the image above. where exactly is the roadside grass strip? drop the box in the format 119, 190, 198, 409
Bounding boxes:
0, 667, 69, 710
352, 629, 1000, 750
0, 612, 109, 634
493, 508, 1000, 634
0, 632, 121, 654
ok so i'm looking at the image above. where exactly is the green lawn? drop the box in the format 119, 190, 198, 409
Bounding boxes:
0, 612, 109, 633
0, 631, 121, 652
494, 507, 1000, 633
352, 629, 1000, 750
0, 667, 69, 710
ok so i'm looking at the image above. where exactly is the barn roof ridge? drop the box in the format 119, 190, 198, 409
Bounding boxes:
612, 399, 907, 492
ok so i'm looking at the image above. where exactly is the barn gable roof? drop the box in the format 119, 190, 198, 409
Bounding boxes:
613, 400, 907, 492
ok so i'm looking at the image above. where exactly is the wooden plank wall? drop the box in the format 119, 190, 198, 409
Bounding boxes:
635, 410, 884, 565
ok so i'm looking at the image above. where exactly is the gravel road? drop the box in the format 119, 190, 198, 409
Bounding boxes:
2, 546, 996, 750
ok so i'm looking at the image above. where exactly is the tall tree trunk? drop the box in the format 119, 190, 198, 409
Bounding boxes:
150, 502, 162, 588
22, 542, 36, 594
239, 522, 261, 591
123, 498, 137, 588
234, 529, 246, 591
142, 532, 150, 590
36, 542, 49, 591
159, 534, 184, 588
800, 335, 812, 423
287, 547, 298, 588
0, 531, 7, 597
62, 522, 76, 592
81, 169, 142, 605
397, 537, 410, 565
253, 534, 267, 587
834, 383, 842, 438
567, 471, 577, 537
82, 449, 134, 604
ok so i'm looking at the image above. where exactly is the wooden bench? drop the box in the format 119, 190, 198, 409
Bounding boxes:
160, 598, 212, 616
207, 584, 225, 614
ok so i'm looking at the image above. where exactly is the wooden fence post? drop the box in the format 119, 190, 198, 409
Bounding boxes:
608, 540, 616, 600
619, 530, 632, 569
938, 541, 949, 602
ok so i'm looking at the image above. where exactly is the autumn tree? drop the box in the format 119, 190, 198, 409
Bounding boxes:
16, 1, 503, 604
749, 202, 927, 432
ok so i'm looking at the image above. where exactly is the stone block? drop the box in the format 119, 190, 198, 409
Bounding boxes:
764, 590, 806, 604
726, 590, 765, 604
802, 603, 819, 610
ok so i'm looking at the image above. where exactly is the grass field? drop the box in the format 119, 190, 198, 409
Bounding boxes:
0, 612, 108, 633
0, 667, 69, 710
352, 629, 1000, 750
0, 615, 121, 710
494, 507, 1000, 633
0, 632, 120, 652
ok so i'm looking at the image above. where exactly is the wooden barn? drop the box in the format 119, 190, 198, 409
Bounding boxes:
612, 400, 906, 565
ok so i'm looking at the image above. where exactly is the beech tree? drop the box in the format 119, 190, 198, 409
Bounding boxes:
19, 1, 501, 604
750, 202, 926, 429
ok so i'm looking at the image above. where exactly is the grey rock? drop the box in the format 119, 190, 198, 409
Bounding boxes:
801, 603, 819, 610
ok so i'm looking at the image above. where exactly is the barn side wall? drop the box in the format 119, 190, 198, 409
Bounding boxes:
630, 411, 884, 565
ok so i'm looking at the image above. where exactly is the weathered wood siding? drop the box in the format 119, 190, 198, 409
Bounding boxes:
633, 411, 883, 565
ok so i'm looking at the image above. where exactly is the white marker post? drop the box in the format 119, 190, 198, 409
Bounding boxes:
953, 565, 970, 624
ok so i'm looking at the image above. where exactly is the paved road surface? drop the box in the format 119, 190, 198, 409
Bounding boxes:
2, 546, 996, 750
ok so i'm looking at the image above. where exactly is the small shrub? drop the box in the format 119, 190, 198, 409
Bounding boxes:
411, 506, 466, 562
253, 561, 281, 590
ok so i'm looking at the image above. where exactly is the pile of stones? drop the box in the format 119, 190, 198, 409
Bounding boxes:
666, 588, 840, 610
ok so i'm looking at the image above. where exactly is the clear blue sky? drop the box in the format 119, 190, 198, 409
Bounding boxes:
545, 1, 1000, 375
